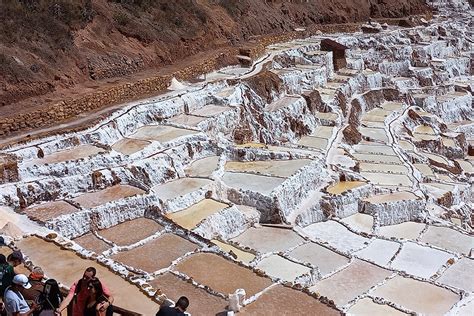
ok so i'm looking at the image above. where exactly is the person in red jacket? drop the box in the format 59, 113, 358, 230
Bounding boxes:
55, 267, 113, 316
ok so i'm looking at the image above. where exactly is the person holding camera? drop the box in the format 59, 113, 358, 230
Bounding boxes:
83, 279, 112, 316
55, 267, 113, 316
34, 279, 61, 316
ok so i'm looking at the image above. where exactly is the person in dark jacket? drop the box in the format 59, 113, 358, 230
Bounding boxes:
156, 296, 189, 316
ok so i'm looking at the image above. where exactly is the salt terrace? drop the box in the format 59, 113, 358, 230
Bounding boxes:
0, 0, 473, 314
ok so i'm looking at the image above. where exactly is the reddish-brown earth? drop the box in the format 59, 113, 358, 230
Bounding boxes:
0, 0, 429, 139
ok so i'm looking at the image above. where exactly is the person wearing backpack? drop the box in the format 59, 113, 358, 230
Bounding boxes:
0, 254, 15, 296
3, 274, 38, 316
55, 268, 113, 316
34, 279, 62, 316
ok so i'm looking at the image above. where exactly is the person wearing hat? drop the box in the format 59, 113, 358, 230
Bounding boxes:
4, 274, 38, 316
21, 267, 45, 303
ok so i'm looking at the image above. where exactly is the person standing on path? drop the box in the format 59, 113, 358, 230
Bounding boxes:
55, 268, 113, 316
3, 274, 38, 316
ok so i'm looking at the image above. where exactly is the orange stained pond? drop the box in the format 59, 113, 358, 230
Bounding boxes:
241, 285, 340, 315
309, 259, 391, 307
111, 233, 197, 273
27, 145, 104, 165
150, 273, 227, 315
184, 156, 220, 177
363, 191, 418, 204
72, 185, 145, 209
16, 237, 159, 314
174, 252, 273, 297
231, 227, 305, 253
23, 201, 79, 222
129, 125, 197, 142
211, 240, 255, 264
98, 218, 163, 246
372, 276, 461, 315
326, 181, 366, 195
152, 178, 213, 201
166, 199, 229, 230
111, 138, 150, 155
347, 298, 407, 316
73, 233, 110, 253
224, 159, 312, 178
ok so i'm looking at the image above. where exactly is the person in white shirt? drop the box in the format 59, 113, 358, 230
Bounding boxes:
4, 274, 37, 316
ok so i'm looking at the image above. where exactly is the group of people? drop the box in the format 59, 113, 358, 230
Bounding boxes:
0, 239, 190, 316
56, 267, 113, 316
0, 250, 62, 316
0, 241, 114, 316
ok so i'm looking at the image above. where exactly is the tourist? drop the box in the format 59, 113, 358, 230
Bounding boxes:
55, 267, 113, 316
83, 279, 112, 316
155, 296, 189, 316
21, 267, 45, 303
6, 251, 23, 275
3, 274, 38, 316
0, 254, 15, 296
35, 279, 62, 316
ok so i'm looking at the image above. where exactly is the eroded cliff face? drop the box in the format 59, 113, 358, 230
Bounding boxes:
0, 0, 430, 115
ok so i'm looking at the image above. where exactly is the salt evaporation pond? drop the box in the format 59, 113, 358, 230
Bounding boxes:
1, 2, 472, 313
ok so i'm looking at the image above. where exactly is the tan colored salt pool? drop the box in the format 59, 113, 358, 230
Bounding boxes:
27, 145, 104, 165
112, 138, 150, 155
326, 181, 366, 195
72, 185, 145, 209
166, 199, 229, 230
174, 252, 273, 297
23, 201, 79, 223
372, 276, 460, 315
224, 159, 312, 178
130, 125, 197, 142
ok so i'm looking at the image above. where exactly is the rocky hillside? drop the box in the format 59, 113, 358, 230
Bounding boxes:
0, 0, 430, 109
